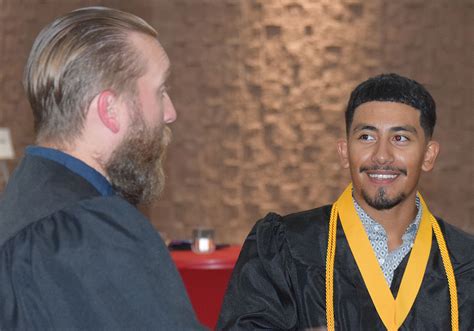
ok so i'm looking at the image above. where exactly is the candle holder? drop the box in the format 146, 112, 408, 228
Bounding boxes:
191, 228, 216, 254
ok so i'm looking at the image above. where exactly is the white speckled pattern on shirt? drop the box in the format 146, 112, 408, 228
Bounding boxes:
353, 196, 422, 285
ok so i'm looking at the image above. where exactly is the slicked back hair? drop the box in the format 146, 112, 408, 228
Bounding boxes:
24, 6, 158, 145
345, 73, 436, 138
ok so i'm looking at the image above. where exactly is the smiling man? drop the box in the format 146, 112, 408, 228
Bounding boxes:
0, 7, 204, 330
218, 73, 473, 330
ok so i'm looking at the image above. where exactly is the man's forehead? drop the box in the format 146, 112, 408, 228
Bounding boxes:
353, 101, 420, 118
129, 32, 168, 59
351, 101, 422, 129
129, 32, 171, 79
162, 54, 171, 72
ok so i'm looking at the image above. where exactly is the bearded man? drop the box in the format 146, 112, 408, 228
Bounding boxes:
0, 7, 204, 330
218, 73, 473, 330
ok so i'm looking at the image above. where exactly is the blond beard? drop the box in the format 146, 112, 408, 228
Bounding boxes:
105, 114, 172, 205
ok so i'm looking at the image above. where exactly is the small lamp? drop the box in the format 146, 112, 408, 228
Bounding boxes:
0, 128, 15, 187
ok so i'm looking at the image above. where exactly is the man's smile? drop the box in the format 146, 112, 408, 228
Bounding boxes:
366, 171, 399, 184
360, 166, 407, 185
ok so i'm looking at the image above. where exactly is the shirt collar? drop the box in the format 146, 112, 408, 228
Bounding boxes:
353, 194, 422, 242
26, 145, 114, 197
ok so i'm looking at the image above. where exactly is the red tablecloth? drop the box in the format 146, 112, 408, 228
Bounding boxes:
171, 246, 241, 329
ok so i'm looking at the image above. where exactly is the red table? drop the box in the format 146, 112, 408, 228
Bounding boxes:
171, 246, 241, 329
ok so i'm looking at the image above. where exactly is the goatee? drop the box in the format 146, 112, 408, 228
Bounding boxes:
362, 187, 406, 210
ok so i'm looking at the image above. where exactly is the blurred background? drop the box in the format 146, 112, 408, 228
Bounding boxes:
1, 0, 473, 244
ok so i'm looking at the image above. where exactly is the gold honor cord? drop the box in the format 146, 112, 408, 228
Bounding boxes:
325, 184, 459, 331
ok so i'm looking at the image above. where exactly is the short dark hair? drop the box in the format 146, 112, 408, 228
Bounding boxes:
345, 73, 436, 138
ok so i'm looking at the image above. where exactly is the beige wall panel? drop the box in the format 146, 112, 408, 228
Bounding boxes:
1, 0, 472, 244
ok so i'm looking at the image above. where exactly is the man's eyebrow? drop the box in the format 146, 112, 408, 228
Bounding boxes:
390, 125, 418, 134
352, 124, 377, 133
352, 124, 418, 135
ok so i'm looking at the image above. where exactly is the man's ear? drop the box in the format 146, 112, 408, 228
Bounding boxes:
97, 91, 120, 133
337, 138, 350, 169
422, 140, 440, 172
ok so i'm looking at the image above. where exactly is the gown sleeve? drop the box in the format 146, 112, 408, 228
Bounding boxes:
0, 198, 205, 331
217, 213, 298, 330
441, 221, 474, 330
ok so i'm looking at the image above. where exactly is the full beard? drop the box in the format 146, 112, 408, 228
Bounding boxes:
361, 187, 406, 210
105, 115, 171, 205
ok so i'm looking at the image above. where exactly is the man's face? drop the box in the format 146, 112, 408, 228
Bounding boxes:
337, 101, 439, 211
131, 33, 176, 133
106, 34, 176, 205
106, 102, 171, 205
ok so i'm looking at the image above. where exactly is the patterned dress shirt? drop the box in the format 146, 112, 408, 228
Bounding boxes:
353, 196, 422, 285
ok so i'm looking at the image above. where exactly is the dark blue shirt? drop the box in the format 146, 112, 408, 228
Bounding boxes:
26, 145, 114, 196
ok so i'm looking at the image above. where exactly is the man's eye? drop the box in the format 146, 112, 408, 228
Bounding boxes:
394, 135, 408, 142
359, 134, 375, 141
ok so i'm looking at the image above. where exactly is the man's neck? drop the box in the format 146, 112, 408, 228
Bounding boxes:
354, 193, 418, 251
38, 141, 108, 180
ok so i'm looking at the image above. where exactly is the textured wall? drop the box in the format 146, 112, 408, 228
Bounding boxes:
378, 0, 474, 235
1, 0, 472, 245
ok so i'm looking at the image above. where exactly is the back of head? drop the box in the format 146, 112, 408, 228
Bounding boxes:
345, 73, 437, 138
24, 6, 158, 146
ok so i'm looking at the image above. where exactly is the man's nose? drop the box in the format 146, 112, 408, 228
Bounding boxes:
163, 93, 177, 124
371, 140, 394, 164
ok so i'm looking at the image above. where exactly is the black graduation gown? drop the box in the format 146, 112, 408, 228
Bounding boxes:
0, 154, 205, 330
217, 206, 474, 330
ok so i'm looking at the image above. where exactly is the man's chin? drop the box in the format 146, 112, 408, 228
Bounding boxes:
110, 164, 165, 206
361, 188, 406, 210
106, 132, 170, 205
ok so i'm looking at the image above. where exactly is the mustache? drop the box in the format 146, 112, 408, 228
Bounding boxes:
360, 165, 407, 176
161, 126, 172, 146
